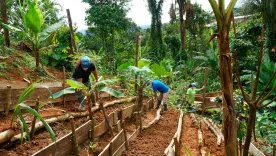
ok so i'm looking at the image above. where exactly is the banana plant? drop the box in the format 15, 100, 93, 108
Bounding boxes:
11, 83, 56, 143
208, 0, 238, 155
0, 0, 64, 69
52, 75, 124, 137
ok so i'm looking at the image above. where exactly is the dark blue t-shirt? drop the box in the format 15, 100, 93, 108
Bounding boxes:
152, 80, 169, 93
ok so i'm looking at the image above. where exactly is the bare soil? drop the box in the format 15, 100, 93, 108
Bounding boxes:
123, 108, 179, 156
0, 98, 137, 156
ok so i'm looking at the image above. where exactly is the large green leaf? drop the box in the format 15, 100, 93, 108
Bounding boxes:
19, 103, 56, 142
38, 21, 64, 48
138, 59, 151, 68
128, 66, 152, 75
118, 59, 134, 71
150, 63, 171, 77
66, 79, 88, 91
51, 87, 76, 99
96, 86, 124, 97
262, 100, 276, 108
94, 79, 117, 87
24, 0, 44, 33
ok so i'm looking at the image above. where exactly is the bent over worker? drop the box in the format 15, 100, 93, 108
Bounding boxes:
147, 80, 170, 112
72, 56, 98, 111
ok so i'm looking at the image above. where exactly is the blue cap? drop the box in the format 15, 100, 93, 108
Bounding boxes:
191, 83, 197, 87
81, 56, 90, 68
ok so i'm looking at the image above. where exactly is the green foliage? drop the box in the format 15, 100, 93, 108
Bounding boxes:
12, 83, 56, 143
24, 0, 44, 33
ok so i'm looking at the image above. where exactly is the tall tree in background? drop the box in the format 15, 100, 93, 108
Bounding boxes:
241, 0, 276, 62
0, 0, 10, 47
146, 0, 164, 62
208, 0, 238, 155
83, 0, 130, 71
176, 0, 186, 51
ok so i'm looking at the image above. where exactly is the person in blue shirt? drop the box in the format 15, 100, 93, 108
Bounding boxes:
147, 80, 170, 112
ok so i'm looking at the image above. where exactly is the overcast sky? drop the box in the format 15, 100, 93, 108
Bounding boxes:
55, 0, 241, 31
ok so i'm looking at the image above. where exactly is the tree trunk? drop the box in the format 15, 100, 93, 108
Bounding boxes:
178, 0, 186, 51
136, 87, 143, 112
0, 0, 10, 47
35, 48, 40, 68
66, 9, 77, 52
243, 106, 257, 156
135, 36, 139, 92
218, 27, 238, 156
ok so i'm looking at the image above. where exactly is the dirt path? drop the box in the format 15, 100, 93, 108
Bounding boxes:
123, 108, 179, 156
180, 115, 201, 156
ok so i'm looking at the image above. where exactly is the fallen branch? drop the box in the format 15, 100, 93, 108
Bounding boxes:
142, 106, 162, 129
0, 97, 136, 148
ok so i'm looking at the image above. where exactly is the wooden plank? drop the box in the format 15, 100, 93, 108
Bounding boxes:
113, 110, 119, 125
32, 132, 72, 156
113, 142, 126, 156
98, 143, 110, 156
33, 120, 92, 156
94, 112, 114, 137
111, 129, 125, 153
128, 127, 140, 142
249, 143, 265, 156
122, 104, 136, 120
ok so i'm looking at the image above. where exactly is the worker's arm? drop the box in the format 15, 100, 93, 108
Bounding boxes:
92, 70, 98, 82
197, 86, 205, 91
76, 78, 82, 83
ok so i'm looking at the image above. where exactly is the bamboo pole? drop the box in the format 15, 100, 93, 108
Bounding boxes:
69, 116, 79, 156
30, 97, 40, 139
62, 66, 66, 107
5, 85, 11, 115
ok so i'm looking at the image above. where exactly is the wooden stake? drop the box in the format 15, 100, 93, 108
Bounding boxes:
122, 120, 129, 150
100, 100, 114, 137
30, 96, 39, 139
109, 141, 113, 156
174, 136, 180, 156
139, 112, 142, 133
273, 144, 276, 156
202, 68, 208, 115
69, 116, 79, 156
66, 9, 77, 52
62, 66, 66, 107
5, 85, 11, 116
87, 96, 93, 120
135, 112, 139, 129
91, 117, 95, 142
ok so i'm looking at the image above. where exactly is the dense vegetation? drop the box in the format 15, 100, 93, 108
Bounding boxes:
0, 0, 275, 155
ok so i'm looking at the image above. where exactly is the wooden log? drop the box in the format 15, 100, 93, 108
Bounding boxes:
1, 98, 134, 148
142, 107, 162, 129
0, 129, 14, 144
174, 136, 180, 156
69, 116, 79, 156
198, 129, 204, 147
249, 143, 265, 156
201, 149, 207, 156
5, 85, 11, 115
30, 97, 39, 139
203, 119, 222, 146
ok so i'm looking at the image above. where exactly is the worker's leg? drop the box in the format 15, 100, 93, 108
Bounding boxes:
162, 91, 169, 112
156, 93, 163, 109
77, 81, 91, 110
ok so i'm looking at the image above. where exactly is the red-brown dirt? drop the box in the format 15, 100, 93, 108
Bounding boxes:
123, 108, 179, 156
0, 98, 137, 156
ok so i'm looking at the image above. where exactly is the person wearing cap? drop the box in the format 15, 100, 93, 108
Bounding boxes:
147, 80, 169, 112
186, 83, 204, 110
72, 56, 98, 111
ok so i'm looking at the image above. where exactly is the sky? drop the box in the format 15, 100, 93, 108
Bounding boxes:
55, 0, 241, 31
